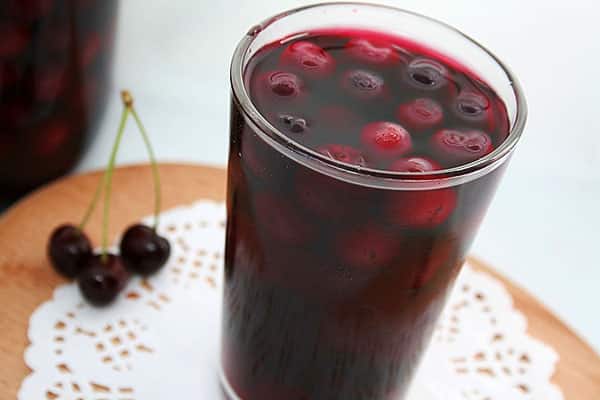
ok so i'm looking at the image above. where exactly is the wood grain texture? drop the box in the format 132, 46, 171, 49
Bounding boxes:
0, 163, 598, 399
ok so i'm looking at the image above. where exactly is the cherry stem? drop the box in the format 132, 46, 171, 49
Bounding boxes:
78, 175, 103, 231
100, 98, 130, 261
122, 91, 162, 230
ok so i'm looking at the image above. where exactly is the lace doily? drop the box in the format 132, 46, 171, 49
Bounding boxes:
19, 200, 563, 400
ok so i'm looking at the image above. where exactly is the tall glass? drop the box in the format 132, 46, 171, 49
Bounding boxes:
222, 3, 527, 400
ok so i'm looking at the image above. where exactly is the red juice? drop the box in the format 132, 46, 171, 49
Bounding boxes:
222, 5, 525, 400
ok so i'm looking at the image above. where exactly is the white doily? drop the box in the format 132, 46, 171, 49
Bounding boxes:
19, 200, 563, 400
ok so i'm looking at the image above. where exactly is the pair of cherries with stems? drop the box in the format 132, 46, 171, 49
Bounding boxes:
48, 91, 171, 306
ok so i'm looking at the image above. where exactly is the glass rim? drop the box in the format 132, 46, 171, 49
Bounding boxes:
230, 1, 528, 187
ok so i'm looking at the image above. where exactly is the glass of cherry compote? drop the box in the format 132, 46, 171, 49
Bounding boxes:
222, 3, 527, 400
0, 0, 117, 198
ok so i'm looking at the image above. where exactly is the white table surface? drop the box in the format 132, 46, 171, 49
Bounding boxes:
76, 0, 600, 352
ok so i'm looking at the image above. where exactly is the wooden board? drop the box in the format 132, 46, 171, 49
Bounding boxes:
0, 163, 598, 399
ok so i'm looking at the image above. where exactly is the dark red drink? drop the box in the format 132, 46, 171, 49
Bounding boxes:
0, 0, 117, 198
223, 4, 526, 400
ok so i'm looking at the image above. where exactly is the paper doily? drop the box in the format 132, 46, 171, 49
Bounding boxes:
19, 200, 563, 400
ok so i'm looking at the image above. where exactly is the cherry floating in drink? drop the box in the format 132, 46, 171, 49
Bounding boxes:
223, 4, 526, 400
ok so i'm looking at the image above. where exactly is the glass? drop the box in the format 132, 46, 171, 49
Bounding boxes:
0, 0, 118, 198
222, 3, 527, 400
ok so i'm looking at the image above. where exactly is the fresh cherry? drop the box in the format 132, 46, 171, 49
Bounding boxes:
345, 38, 397, 66
48, 224, 92, 278
431, 129, 493, 165
389, 156, 441, 173
388, 188, 457, 229
78, 254, 130, 307
396, 98, 443, 132
360, 121, 412, 160
120, 224, 171, 276
281, 40, 335, 78
341, 69, 385, 100
318, 144, 366, 166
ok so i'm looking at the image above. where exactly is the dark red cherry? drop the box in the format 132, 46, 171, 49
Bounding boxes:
78, 254, 130, 307
360, 121, 412, 160
0, 24, 30, 58
263, 71, 304, 99
281, 40, 335, 78
388, 189, 457, 229
389, 157, 441, 173
346, 38, 397, 66
336, 224, 398, 269
253, 193, 313, 244
405, 58, 450, 92
317, 144, 366, 166
396, 98, 444, 132
431, 129, 493, 165
48, 224, 92, 278
454, 89, 496, 131
35, 119, 70, 156
341, 69, 385, 100
120, 224, 171, 276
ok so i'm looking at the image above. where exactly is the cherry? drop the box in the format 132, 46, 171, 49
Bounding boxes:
454, 89, 495, 131
360, 121, 412, 160
261, 71, 304, 100
0, 24, 30, 58
80, 32, 102, 68
405, 58, 450, 92
413, 237, 457, 289
253, 193, 312, 244
295, 170, 370, 220
389, 156, 441, 173
48, 224, 92, 278
341, 69, 385, 100
34, 65, 67, 102
345, 38, 397, 66
35, 119, 70, 156
431, 129, 493, 165
281, 40, 335, 78
317, 144, 366, 166
388, 188, 457, 229
336, 224, 399, 269
396, 98, 443, 132
120, 224, 171, 276
78, 254, 130, 307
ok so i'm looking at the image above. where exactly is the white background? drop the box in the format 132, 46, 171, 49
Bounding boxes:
77, 0, 600, 351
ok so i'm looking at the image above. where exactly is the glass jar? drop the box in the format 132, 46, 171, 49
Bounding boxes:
0, 0, 118, 198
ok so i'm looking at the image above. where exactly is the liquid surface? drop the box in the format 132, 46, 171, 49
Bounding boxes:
246, 29, 509, 172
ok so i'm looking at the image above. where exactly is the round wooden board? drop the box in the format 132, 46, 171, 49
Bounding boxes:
0, 163, 598, 399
